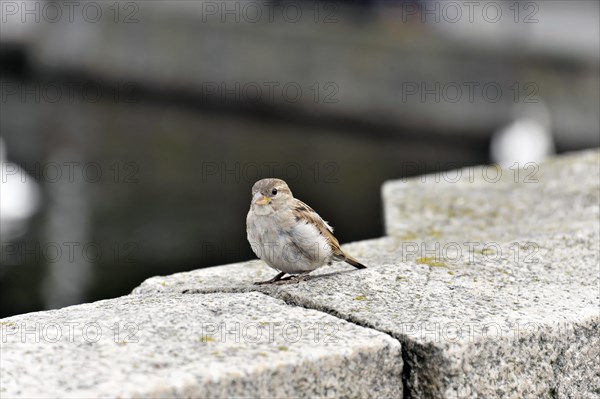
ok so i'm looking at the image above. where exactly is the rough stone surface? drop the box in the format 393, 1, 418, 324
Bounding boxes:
131, 228, 600, 398
132, 150, 600, 398
0, 292, 402, 398
4, 150, 599, 398
383, 149, 600, 243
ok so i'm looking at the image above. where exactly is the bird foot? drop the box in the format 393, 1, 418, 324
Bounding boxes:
254, 272, 288, 285
272, 273, 310, 285
255, 276, 296, 285
254, 273, 309, 285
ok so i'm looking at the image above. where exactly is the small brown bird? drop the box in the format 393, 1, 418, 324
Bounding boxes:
246, 178, 366, 284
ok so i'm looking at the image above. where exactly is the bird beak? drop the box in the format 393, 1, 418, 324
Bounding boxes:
253, 192, 271, 205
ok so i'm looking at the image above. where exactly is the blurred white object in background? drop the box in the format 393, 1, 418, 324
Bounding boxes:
490, 101, 555, 167
0, 137, 40, 241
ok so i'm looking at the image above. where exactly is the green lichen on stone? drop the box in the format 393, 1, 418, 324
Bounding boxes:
200, 336, 216, 343
400, 232, 419, 241
277, 346, 288, 351
416, 257, 447, 268
354, 295, 368, 301
429, 230, 443, 239
447, 207, 475, 218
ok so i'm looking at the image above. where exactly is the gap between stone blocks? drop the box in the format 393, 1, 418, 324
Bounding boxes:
160, 281, 415, 397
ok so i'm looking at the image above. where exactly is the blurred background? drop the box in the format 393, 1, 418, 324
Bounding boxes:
1, 0, 598, 317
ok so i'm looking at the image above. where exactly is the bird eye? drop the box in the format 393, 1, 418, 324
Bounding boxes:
271, 188, 278, 196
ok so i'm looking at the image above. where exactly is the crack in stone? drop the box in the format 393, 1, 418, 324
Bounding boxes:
173, 284, 416, 398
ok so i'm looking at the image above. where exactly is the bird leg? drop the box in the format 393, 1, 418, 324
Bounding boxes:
271, 271, 311, 285
254, 271, 287, 285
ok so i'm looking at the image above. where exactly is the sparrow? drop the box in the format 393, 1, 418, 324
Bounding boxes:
246, 178, 366, 284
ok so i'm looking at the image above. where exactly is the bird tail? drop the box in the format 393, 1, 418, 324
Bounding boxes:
344, 255, 367, 269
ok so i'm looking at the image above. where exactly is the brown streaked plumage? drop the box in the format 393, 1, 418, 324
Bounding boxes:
246, 178, 366, 284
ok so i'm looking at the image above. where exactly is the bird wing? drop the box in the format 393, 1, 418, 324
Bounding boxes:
291, 199, 344, 258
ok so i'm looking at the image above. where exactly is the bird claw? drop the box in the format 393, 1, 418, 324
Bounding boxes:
253, 271, 287, 285
271, 278, 300, 285
254, 273, 309, 285
273, 274, 309, 285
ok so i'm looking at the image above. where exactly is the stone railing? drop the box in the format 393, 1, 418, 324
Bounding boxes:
1, 149, 598, 398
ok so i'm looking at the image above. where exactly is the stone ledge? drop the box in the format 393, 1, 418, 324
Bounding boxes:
0, 292, 402, 398
3, 150, 598, 398
130, 150, 600, 398
383, 149, 600, 242
130, 226, 599, 398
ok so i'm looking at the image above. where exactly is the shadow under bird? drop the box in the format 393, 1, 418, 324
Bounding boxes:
246, 178, 367, 284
